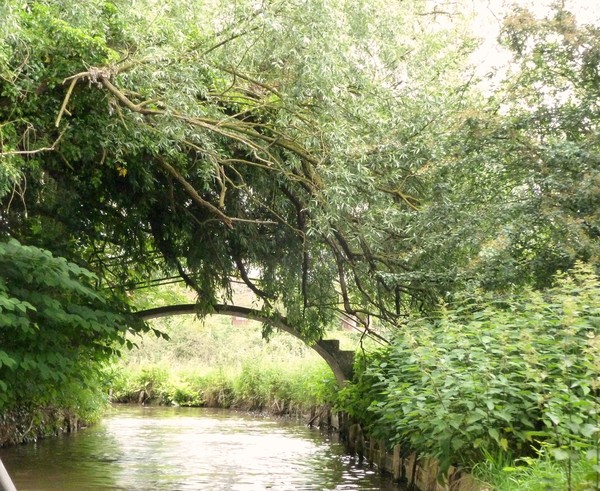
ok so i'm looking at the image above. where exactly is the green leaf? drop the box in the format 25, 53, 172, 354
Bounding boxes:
488, 428, 500, 442
0, 351, 16, 370
580, 424, 598, 438
551, 448, 570, 461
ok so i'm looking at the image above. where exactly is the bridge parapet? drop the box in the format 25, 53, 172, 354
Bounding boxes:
315, 340, 354, 384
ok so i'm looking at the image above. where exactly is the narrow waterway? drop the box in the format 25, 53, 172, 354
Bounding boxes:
0, 406, 403, 490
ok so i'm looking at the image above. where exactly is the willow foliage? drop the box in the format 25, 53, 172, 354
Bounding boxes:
0, 0, 480, 340
0, 1, 598, 341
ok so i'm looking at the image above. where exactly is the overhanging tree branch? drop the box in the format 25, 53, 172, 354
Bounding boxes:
158, 158, 234, 229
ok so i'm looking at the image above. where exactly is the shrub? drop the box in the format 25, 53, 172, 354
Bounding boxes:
165, 380, 204, 407
342, 264, 600, 473
195, 370, 236, 408
0, 239, 147, 430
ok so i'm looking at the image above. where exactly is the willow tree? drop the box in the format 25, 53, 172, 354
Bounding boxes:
0, 0, 480, 340
411, 5, 600, 291
494, 6, 600, 286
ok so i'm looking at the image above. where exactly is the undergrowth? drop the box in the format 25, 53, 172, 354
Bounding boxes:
472, 447, 600, 491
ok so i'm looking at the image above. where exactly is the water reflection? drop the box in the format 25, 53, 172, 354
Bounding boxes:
0, 406, 402, 490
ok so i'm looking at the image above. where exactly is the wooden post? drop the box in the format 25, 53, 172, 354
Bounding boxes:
392, 444, 402, 481
368, 438, 375, 466
418, 457, 439, 491
330, 411, 339, 430
378, 440, 386, 471
338, 412, 347, 441
405, 452, 417, 490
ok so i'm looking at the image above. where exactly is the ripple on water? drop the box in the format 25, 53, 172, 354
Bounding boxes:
0, 406, 404, 491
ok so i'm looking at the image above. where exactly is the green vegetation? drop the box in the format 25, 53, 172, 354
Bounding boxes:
107, 310, 340, 414
0, 0, 475, 335
472, 447, 600, 491
0, 239, 152, 443
0, 1, 599, 489
338, 265, 600, 486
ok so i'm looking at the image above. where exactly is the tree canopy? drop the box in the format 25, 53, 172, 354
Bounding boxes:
0, 0, 598, 341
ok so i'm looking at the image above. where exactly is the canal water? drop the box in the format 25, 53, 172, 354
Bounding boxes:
0, 405, 403, 490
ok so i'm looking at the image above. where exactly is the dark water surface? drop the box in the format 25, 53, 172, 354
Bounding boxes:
0, 405, 402, 490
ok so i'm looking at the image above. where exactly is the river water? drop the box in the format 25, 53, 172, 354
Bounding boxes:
0, 405, 402, 490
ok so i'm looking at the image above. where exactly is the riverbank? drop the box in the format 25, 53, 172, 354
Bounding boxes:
103, 305, 487, 490
0, 406, 90, 447
108, 361, 338, 418
0, 388, 107, 447
106, 303, 354, 418
0, 299, 349, 447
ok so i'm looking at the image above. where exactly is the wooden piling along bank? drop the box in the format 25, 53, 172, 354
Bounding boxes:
311, 409, 484, 491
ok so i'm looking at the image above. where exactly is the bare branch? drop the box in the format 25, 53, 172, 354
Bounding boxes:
233, 256, 276, 300
216, 65, 282, 98
201, 26, 260, 57
0, 129, 66, 156
55, 77, 78, 127
158, 158, 234, 229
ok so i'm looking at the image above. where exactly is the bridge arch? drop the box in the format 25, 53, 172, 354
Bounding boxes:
135, 304, 354, 385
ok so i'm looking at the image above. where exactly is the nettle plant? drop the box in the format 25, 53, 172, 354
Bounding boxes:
367, 263, 600, 473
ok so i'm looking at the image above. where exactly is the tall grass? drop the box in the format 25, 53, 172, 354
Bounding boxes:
106, 309, 347, 414
108, 361, 337, 414
472, 447, 600, 491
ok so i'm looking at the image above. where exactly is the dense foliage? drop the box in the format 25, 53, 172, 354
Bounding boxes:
1, 1, 600, 485
0, 0, 541, 336
1, 1, 596, 336
0, 239, 148, 423
339, 265, 600, 475
1, 0, 468, 337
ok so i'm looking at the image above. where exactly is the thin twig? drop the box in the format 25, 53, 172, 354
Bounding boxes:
55, 77, 78, 127
0, 129, 67, 156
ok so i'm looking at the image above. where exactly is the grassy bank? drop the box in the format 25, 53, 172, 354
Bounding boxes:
472, 448, 600, 491
108, 361, 337, 415
106, 306, 352, 416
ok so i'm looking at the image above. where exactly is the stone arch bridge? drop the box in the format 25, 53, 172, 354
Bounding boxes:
135, 304, 355, 385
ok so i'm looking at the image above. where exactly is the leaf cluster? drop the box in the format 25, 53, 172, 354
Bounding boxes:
0, 239, 147, 411
1, 0, 599, 346
0, 0, 483, 340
